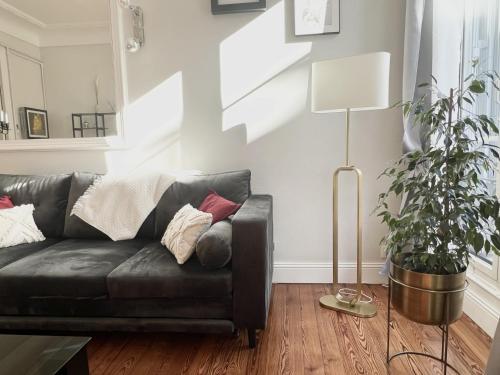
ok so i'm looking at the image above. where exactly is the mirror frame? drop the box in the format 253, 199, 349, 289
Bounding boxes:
0, 0, 128, 151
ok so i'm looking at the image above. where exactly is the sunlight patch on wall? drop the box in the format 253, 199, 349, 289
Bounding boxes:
105, 71, 184, 173
219, 0, 311, 109
222, 65, 309, 143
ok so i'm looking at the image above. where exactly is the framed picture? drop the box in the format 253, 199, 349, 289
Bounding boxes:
21, 107, 49, 139
211, 0, 266, 15
294, 0, 340, 36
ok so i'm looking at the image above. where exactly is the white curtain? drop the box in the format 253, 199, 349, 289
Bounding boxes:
380, 0, 428, 275
402, 0, 427, 153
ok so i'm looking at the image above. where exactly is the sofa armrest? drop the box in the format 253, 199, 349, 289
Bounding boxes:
232, 195, 274, 331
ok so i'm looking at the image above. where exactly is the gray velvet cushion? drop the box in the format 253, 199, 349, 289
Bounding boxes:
0, 174, 72, 237
196, 220, 232, 269
107, 242, 232, 299
0, 239, 60, 270
154, 170, 251, 238
63, 172, 107, 239
0, 239, 147, 298
63, 172, 156, 239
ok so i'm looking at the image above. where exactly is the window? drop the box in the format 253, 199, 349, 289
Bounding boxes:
462, 0, 500, 267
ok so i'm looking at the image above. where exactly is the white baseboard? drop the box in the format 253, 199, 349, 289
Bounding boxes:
273, 262, 387, 284
463, 289, 499, 337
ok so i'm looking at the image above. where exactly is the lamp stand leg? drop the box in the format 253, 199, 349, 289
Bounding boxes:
319, 165, 377, 318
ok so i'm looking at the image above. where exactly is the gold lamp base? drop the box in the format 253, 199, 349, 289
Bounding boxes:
319, 294, 377, 318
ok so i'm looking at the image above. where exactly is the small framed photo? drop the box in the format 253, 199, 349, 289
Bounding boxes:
211, 0, 266, 15
294, 0, 340, 36
22, 107, 49, 139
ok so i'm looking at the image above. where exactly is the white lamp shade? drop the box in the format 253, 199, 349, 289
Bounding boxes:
311, 52, 391, 113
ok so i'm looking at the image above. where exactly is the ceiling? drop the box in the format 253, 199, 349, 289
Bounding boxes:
2, 0, 109, 27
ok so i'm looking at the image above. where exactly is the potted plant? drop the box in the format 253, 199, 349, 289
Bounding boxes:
376, 69, 500, 325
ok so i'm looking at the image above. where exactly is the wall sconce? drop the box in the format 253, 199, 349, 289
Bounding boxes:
118, 0, 145, 53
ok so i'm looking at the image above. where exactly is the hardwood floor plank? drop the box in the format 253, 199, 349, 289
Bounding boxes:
298, 284, 326, 375
261, 284, 289, 375
87, 284, 491, 375
103, 334, 152, 375
286, 283, 305, 375
90, 334, 130, 375
312, 284, 346, 374
368, 285, 429, 375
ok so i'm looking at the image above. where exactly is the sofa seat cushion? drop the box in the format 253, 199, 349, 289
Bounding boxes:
0, 239, 60, 270
0, 239, 147, 298
107, 242, 232, 299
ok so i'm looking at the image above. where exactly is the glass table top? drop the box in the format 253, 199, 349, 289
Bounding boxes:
0, 335, 91, 375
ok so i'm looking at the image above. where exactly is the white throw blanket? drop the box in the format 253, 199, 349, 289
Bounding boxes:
71, 171, 176, 241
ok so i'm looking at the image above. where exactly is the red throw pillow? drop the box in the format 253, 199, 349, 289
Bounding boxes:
198, 190, 241, 224
0, 195, 14, 209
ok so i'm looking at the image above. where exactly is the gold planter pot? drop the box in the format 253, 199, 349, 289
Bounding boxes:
389, 262, 466, 325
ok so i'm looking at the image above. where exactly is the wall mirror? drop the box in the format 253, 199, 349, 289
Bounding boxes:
0, 0, 126, 150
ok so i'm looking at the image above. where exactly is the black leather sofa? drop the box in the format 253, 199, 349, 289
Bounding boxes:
0, 170, 273, 348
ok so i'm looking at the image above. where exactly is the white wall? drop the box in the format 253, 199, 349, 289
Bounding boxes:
42, 44, 116, 138
0, 0, 405, 282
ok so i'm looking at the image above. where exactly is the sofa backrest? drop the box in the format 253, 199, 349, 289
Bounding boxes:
154, 169, 251, 238
0, 169, 251, 241
63, 172, 156, 240
0, 174, 72, 238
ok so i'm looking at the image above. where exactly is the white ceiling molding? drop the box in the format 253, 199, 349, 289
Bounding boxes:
0, 3, 110, 47
0, 8, 40, 46
45, 21, 109, 30
0, 0, 45, 28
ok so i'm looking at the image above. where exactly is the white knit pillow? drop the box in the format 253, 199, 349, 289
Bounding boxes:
161, 204, 212, 264
0, 204, 45, 248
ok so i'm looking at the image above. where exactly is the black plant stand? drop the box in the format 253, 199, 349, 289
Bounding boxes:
72, 113, 115, 138
386, 274, 468, 375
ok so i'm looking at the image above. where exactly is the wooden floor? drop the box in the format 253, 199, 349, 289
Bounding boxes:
87, 284, 492, 374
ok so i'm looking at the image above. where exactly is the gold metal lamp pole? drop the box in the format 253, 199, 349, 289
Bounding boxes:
319, 108, 376, 318
311, 52, 391, 318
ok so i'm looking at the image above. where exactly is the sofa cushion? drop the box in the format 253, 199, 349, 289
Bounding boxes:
161, 204, 212, 265
196, 220, 232, 269
154, 170, 251, 238
0, 204, 46, 248
107, 242, 232, 299
63, 172, 156, 239
0, 174, 72, 237
0, 195, 14, 209
0, 239, 60, 270
0, 239, 147, 298
198, 190, 241, 224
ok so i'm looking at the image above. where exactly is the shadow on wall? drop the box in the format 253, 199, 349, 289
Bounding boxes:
219, 0, 312, 144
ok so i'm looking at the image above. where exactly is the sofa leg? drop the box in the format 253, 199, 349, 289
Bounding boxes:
248, 328, 256, 348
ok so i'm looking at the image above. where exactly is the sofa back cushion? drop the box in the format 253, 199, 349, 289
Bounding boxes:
154, 170, 251, 238
63, 172, 156, 239
0, 174, 71, 238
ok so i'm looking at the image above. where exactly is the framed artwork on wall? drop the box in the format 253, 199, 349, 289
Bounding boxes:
21, 107, 49, 139
211, 0, 266, 15
294, 0, 340, 36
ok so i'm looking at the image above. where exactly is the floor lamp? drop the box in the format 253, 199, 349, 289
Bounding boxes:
311, 52, 391, 318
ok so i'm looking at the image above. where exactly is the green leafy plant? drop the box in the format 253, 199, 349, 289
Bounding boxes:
376, 69, 500, 275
